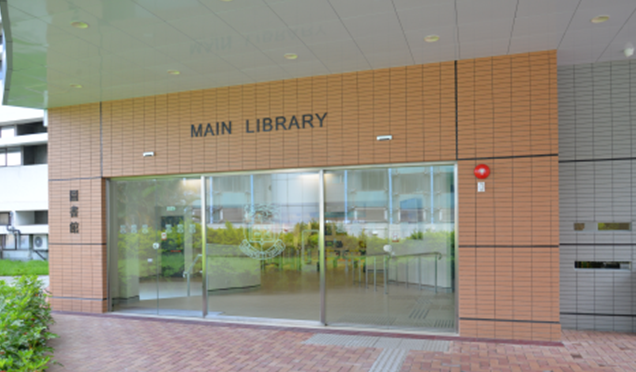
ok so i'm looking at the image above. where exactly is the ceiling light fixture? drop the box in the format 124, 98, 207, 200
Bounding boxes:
220, 0, 234, 2
284, 53, 298, 60
70, 21, 89, 29
70, 84, 83, 88
625, 43, 634, 58
424, 35, 440, 43
167, 70, 181, 75
591, 15, 610, 24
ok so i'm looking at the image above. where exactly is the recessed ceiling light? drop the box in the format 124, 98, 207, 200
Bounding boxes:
70, 21, 89, 29
284, 53, 298, 60
167, 70, 181, 75
70, 84, 83, 88
591, 15, 610, 24
424, 35, 440, 43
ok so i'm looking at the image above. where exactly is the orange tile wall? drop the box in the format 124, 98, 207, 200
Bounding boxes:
47, 50, 559, 340
456, 51, 560, 341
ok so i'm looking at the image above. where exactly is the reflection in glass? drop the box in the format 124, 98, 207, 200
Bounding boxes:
108, 165, 456, 333
205, 172, 320, 322
109, 178, 202, 316
324, 166, 455, 332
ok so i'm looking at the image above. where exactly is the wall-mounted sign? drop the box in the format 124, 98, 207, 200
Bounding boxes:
191, 112, 327, 138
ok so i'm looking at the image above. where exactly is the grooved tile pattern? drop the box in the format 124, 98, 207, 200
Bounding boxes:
47, 51, 560, 340
558, 60, 636, 332
457, 51, 561, 342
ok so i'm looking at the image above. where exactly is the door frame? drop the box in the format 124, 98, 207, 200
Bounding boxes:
107, 161, 459, 334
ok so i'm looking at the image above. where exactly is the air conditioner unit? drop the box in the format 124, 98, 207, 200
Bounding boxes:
33, 235, 48, 250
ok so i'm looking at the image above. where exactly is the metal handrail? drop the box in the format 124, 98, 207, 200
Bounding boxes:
392, 251, 442, 293
355, 251, 443, 294
183, 254, 202, 296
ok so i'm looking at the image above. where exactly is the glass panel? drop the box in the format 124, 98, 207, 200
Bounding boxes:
324, 166, 456, 332
205, 172, 320, 322
18, 235, 30, 249
109, 179, 159, 314
155, 178, 202, 317
4, 234, 15, 249
109, 178, 202, 316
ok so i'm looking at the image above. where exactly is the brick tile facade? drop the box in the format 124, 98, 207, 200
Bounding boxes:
47, 50, 559, 341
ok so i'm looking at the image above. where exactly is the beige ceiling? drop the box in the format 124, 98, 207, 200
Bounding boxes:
3, 0, 636, 109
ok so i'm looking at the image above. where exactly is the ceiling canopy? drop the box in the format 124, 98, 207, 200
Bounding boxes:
2, 0, 636, 108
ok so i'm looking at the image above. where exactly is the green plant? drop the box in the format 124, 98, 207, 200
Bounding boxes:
0, 260, 49, 276
0, 276, 59, 371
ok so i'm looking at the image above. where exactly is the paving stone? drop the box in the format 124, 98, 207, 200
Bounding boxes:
48, 314, 636, 372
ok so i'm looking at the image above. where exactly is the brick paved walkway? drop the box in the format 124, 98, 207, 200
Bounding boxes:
48, 313, 636, 372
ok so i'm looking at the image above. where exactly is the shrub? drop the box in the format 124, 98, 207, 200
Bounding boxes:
0, 276, 58, 371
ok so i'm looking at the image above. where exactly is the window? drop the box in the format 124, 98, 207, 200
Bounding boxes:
0, 212, 9, 225
6, 147, 21, 166
4, 234, 15, 249
23, 145, 47, 165
16, 122, 46, 135
399, 173, 426, 194
0, 126, 15, 139
355, 170, 387, 191
17, 235, 30, 249
214, 176, 249, 192
0, 149, 5, 167
34, 211, 48, 224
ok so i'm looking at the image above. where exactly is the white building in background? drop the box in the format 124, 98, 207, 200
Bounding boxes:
0, 105, 48, 260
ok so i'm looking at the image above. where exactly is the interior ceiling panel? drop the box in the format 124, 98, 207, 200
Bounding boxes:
3, 0, 636, 108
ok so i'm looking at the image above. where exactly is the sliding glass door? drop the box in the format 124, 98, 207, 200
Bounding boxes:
109, 177, 202, 316
203, 172, 321, 322
109, 164, 456, 332
323, 166, 455, 331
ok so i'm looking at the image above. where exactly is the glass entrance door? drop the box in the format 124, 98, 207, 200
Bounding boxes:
154, 178, 202, 316
109, 164, 456, 332
109, 178, 202, 316
324, 166, 456, 332
203, 171, 321, 322
109, 179, 159, 314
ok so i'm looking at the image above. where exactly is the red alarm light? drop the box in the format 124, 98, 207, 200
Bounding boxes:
474, 164, 490, 179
